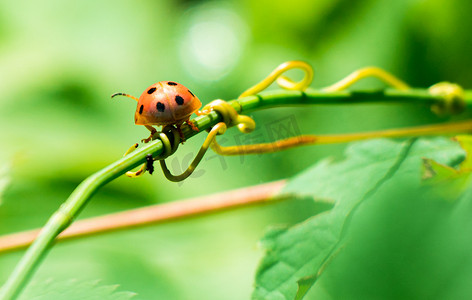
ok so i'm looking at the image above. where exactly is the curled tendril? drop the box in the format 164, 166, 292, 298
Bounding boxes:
429, 82, 466, 115
158, 123, 226, 182
322, 67, 410, 92
322, 67, 465, 116
147, 99, 259, 181
124, 127, 180, 178
238, 61, 314, 98
202, 100, 256, 133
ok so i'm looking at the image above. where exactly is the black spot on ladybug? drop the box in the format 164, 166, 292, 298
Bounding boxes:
139, 105, 144, 114
156, 102, 165, 112
147, 87, 157, 94
188, 89, 194, 97
175, 95, 184, 105
167, 81, 178, 86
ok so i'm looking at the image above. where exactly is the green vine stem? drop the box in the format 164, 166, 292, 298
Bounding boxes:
1, 87, 472, 300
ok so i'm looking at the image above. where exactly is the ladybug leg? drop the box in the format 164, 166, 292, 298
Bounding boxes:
126, 164, 147, 178
185, 119, 199, 132
142, 125, 158, 143
123, 143, 139, 156
175, 123, 185, 143
145, 154, 155, 175
122, 143, 148, 178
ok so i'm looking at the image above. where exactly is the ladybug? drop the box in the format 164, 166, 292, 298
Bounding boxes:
112, 81, 201, 142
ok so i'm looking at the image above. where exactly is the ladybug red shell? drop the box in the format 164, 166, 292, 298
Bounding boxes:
135, 81, 202, 126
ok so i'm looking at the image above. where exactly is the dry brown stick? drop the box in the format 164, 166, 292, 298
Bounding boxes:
0, 180, 287, 254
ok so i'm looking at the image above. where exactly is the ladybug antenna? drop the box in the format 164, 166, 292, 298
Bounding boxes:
111, 92, 139, 102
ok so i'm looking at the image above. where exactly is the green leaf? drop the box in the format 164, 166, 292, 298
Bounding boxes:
455, 135, 472, 169
295, 276, 316, 300
252, 137, 466, 300
422, 135, 472, 200
18, 279, 136, 300
307, 178, 472, 299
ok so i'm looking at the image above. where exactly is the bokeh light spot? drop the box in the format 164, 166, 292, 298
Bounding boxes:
178, 3, 248, 81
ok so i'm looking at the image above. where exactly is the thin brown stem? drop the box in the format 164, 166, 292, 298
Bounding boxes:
0, 180, 286, 254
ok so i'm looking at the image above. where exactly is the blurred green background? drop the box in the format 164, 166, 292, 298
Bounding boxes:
0, 0, 471, 299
